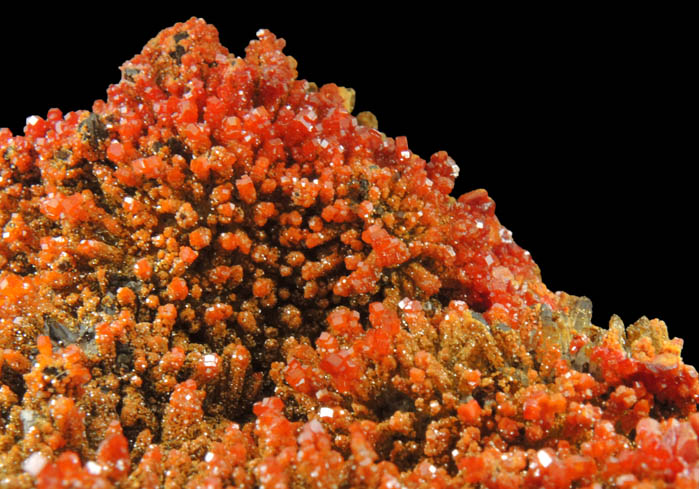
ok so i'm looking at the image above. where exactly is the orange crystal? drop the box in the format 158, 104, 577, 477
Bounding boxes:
0, 17, 697, 489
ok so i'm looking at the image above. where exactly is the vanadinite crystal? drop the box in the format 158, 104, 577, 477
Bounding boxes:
0, 17, 697, 489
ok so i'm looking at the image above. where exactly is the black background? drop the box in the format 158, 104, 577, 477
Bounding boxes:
2, 9, 694, 363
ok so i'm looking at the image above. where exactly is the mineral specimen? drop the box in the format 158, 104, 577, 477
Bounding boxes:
1, 17, 697, 489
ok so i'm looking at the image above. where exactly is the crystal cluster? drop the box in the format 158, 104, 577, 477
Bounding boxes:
1, 18, 698, 489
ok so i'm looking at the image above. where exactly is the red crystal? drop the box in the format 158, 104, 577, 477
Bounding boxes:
0, 17, 696, 489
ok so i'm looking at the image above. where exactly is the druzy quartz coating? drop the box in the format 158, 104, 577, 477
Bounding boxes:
1, 17, 698, 489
